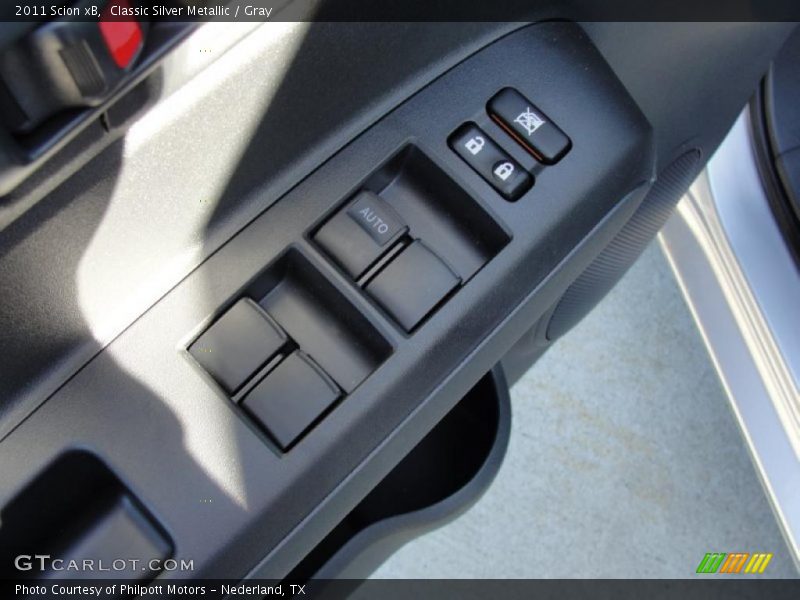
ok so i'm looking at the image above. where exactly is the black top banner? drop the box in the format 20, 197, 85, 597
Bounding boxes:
3, 0, 800, 23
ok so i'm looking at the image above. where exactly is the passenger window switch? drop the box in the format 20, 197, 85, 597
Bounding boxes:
449, 123, 532, 201
488, 87, 571, 164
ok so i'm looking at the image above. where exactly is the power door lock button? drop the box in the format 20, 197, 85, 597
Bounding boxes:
493, 161, 516, 181
464, 136, 485, 154
449, 123, 532, 201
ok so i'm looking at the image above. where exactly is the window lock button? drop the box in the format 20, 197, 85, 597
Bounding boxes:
488, 87, 571, 164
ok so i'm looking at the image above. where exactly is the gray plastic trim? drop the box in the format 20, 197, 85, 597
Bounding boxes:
310, 364, 512, 580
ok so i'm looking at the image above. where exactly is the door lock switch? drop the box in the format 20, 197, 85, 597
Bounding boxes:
449, 123, 532, 201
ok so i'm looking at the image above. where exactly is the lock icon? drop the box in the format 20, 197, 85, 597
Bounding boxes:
464, 136, 485, 155
493, 161, 515, 181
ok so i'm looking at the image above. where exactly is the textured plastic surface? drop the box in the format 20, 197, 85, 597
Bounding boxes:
0, 451, 172, 581
256, 250, 393, 394
0, 19, 188, 193
776, 150, 800, 225
765, 28, 800, 156
0, 22, 788, 440
361, 146, 512, 281
38, 495, 170, 580
0, 22, 653, 581
546, 150, 702, 341
291, 365, 511, 581
346, 191, 407, 246
764, 27, 800, 228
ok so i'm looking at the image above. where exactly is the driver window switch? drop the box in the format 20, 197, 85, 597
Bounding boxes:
315, 190, 408, 279
449, 123, 532, 201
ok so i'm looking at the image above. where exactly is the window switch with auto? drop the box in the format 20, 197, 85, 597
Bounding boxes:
488, 88, 571, 164
189, 298, 288, 394
315, 190, 408, 278
449, 123, 532, 201
366, 240, 461, 331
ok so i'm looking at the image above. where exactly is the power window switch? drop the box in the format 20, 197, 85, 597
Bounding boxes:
488, 88, 571, 164
366, 240, 460, 331
242, 352, 340, 450
189, 298, 287, 394
315, 191, 407, 278
449, 123, 532, 201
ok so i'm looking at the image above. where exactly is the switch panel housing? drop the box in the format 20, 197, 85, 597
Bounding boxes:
313, 145, 511, 333
188, 252, 393, 450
